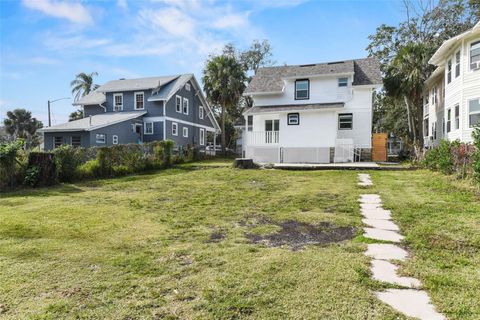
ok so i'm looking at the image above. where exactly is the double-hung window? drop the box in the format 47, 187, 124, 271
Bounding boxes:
247, 115, 253, 132
199, 128, 205, 146
338, 77, 348, 87
199, 106, 204, 119
53, 136, 62, 148
144, 122, 154, 135
469, 98, 480, 128
96, 134, 106, 144
454, 105, 460, 130
176, 96, 182, 113
183, 127, 188, 138
172, 122, 178, 136
455, 51, 461, 78
134, 92, 144, 110
295, 79, 309, 100
470, 40, 480, 70
71, 136, 81, 147
446, 109, 451, 133
338, 113, 353, 130
431, 86, 437, 105
183, 98, 189, 114
113, 94, 123, 111
112, 135, 119, 145
447, 60, 452, 84
423, 118, 429, 137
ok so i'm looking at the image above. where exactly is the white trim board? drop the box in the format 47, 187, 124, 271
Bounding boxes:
143, 116, 217, 132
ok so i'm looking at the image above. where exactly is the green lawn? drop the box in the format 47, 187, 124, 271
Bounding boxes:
0, 162, 478, 319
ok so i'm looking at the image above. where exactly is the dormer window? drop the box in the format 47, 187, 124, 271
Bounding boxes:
295, 79, 309, 100
470, 40, 480, 70
338, 77, 348, 87
113, 93, 123, 111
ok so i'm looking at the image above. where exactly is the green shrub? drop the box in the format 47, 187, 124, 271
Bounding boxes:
423, 140, 455, 174
160, 140, 174, 167
24, 165, 40, 187
0, 139, 25, 191
75, 159, 101, 180
472, 127, 480, 183
53, 145, 91, 182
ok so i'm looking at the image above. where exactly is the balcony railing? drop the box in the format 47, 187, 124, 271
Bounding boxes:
247, 131, 279, 145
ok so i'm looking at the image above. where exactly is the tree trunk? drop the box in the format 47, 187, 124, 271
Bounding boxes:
221, 103, 226, 156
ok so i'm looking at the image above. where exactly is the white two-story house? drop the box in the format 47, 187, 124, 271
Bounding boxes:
242, 58, 382, 163
424, 21, 480, 146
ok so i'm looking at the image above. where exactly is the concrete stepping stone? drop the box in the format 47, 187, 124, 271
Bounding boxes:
359, 194, 382, 204
376, 289, 446, 320
364, 227, 403, 242
358, 174, 373, 186
360, 203, 383, 210
371, 260, 421, 288
365, 244, 408, 261
362, 218, 399, 231
361, 209, 392, 220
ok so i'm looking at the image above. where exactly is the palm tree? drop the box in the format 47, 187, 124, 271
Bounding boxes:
70, 72, 100, 101
383, 42, 434, 150
203, 55, 246, 153
3, 108, 43, 148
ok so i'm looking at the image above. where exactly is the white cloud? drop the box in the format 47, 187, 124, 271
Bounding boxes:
27, 56, 61, 65
43, 34, 112, 51
212, 12, 250, 30
117, 0, 128, 10
22, 0, 93, 25
139, 8, 195, 39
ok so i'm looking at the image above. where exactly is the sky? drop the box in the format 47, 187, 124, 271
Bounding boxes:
0, 0, 405, 126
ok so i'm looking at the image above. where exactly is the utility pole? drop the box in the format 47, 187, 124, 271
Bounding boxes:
47, 97, 70, 127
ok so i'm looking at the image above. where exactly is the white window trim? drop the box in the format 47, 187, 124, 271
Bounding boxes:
183, 126, 188, 137
468, 39, 480, 72
70, 136, 81, 147
134, 91, 145, 110
455, 50, 461, 78
144, 121, 154, 135
199, 106, 204, 119
113, 93, 123, 111
175, 95, 182, 113
185, 83, 191, 91
183, 97, 189, 115
454, 104, 460, 130
200, 128, 205, 146
112, 135, 119, 145
468, 98, 480, 128
53, 136, 63, 148
172, 122, 178, 136
96, 134, 106, 144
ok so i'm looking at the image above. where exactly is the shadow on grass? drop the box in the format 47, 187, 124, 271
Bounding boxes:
0, 184, 85, 199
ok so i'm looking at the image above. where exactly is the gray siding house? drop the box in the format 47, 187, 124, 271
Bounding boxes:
40, 74, 220, 150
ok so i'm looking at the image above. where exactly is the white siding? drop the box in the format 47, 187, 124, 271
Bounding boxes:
441, 34, 480, 143
252, 75, 353, 106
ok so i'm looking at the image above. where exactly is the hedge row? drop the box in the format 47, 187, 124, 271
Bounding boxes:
0, 140, 206, 192
422, 127, 480, 182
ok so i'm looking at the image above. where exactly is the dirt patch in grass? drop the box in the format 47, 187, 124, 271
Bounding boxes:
245, 219, 356, 250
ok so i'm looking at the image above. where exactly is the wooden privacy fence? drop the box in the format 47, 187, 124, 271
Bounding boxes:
372, 133, 388, 162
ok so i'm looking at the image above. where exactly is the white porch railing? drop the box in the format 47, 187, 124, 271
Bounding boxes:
246, 131, 279, 145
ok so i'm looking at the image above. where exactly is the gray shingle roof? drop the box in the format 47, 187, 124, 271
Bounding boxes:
73, 90, 106, 106
244, 57, 381, 94
97, 75, 180, 92
38, 111, 146, 132
244, 103, 344, 115
149, 74, 193, 101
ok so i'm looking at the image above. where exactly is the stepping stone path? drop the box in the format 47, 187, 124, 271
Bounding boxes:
358, 173, 445, 320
